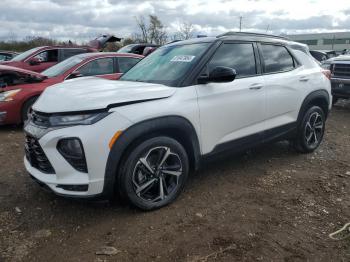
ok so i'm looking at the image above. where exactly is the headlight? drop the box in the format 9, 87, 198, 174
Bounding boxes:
49, 112, 110, 127
0, 89, 21, 102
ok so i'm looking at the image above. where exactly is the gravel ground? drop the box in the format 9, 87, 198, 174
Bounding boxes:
0, 101, 349, 262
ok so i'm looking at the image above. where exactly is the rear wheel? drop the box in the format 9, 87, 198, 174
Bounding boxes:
293, 106, 325, 153
119, 136, 189, 210
21, 96, 38, 124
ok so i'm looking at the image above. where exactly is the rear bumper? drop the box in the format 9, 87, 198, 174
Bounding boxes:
331, 78, 350, 98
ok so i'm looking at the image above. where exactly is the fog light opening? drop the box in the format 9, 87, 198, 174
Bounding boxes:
57, 138, 88, 173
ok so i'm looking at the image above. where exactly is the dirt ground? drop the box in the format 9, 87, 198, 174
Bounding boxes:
0, 102, 349, 262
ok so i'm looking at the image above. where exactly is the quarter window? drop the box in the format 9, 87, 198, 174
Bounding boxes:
208, 43, 257, 78
260, 44, 295, 73
78, 58, 114, 76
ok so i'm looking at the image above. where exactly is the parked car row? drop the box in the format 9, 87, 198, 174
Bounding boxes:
19, 32, 332, 210
0, 50, 18, 61
0, 52, 143, 125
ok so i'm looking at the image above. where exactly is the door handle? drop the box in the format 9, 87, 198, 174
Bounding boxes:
299, 77, 309, 82
249, 84, 263, 90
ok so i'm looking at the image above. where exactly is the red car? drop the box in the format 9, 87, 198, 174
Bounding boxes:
0, 52, 143, 125
0, 35, 120, 72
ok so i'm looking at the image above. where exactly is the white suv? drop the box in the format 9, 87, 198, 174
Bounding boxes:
24, 33, 332, 210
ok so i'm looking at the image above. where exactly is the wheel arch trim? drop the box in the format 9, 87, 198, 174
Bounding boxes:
102, 115, 201, 198
297, 89, 330, 125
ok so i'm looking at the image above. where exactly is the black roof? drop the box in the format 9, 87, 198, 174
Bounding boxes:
217, 31, 289, 40
166, 31, 306, 50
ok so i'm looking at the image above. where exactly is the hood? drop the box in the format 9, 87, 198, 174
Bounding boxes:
0, 65, 45, 78
0, 65, 46, 89
33, 77, 176, 113
331, 55, 350, 62
89, 34, 121, 50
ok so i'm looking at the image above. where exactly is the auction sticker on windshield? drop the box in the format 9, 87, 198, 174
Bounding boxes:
171, 55, 195, 62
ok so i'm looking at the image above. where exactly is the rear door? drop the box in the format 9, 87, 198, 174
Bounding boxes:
196, 42, 266, 154
259, 43, 304, 131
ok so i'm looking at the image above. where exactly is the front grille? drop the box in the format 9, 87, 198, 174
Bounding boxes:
332, 63, 350, 78
25, 135, 55, 174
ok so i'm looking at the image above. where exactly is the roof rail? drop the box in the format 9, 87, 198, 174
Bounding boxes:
217, 31, 289, 40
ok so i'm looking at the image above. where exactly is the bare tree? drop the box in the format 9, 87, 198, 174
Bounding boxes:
135, 15, 149, 43
177, 21, 194, 40
134, 15, 168, 45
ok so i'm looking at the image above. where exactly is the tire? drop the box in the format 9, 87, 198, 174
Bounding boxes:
118, 136, 189, 211
21, 96, 38, 123
293, 106, 326, 153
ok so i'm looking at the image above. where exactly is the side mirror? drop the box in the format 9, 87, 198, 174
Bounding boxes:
198, 66, 237, 84
29, 57, 41, 65
69, 71, 83, 79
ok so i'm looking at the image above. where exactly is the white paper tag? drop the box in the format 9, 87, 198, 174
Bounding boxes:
171, 55, 195, 62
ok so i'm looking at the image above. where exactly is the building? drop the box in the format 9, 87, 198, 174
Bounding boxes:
287, 32, 350, 51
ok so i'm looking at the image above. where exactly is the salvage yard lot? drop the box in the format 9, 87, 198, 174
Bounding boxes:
0, 102, 349, 261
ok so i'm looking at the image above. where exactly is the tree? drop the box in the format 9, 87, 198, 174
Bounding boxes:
177, 21, 194, 40
134, 15, 168, 45
135, 15, 149, 43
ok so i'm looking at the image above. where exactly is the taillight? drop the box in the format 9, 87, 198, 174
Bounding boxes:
322, 69, 331, 80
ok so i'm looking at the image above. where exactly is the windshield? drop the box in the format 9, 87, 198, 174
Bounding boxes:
121, 43, 210, 86
10, 47, 42, 61
42, 55, 84, 78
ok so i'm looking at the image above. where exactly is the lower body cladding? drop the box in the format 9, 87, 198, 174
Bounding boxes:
23, 120, 121, 198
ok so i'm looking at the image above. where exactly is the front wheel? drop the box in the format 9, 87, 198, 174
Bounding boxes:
119, 136, 189, 210
292, 106, 326, 153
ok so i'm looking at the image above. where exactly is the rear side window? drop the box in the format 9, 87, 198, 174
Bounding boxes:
60, 49, 87, 61
208, 43, 256, 78
117, 57, 141, 73
260, 44, 294, 73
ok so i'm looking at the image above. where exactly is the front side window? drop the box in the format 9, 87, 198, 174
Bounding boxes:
118, 57, 141, 73
121, 43, 210, 86
207, 43, 257, 78
260, 44, 294, 73
77, 58, 114, 76
34, 49, 58, 63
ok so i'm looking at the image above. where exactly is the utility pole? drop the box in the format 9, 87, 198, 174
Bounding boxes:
239, 16, 242, 32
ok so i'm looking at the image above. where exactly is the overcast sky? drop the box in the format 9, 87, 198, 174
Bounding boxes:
1, 0, 350, 42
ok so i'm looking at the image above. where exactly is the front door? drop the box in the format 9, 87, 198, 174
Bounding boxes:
196, 42, 266, 154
